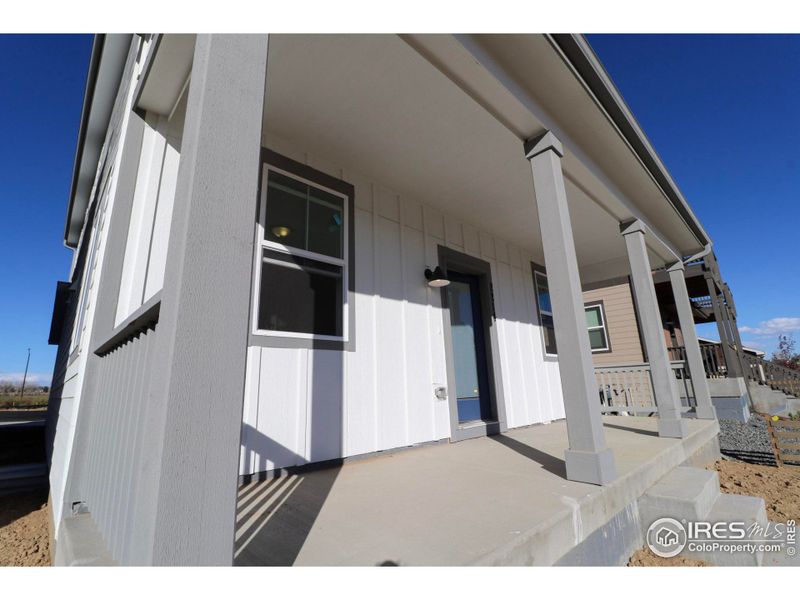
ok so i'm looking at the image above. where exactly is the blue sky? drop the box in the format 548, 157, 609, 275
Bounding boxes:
587, 34, 800, 354
0, 34, 92, 385
0, 34, 798, 385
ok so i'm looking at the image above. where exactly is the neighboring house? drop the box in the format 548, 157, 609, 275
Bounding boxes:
46, 34, 734, 566
574, 252, 757, 420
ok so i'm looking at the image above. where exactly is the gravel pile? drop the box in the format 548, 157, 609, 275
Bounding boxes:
717, 415, 776, 465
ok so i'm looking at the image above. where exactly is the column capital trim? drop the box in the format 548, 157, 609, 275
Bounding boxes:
619, 218, 646, 237
524, 130, 564, 160
666, 260, 685, 273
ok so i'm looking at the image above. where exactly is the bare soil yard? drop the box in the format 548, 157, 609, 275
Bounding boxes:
712, 458, 800, 522
629, 458, 799, 566
0, 489, 50, 566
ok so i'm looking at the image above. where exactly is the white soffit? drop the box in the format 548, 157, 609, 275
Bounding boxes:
408, 34, 704, 258
263, 34, 645, 271
136, 34, 196, 116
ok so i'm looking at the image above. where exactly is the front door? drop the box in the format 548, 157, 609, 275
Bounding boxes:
446, 271, 492, 423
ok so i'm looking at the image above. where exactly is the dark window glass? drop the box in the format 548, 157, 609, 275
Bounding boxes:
264, 171, 307, 249
541, 313, 557, 355
588, 328, 608, 350
535, 273, 552, 313
264, 170, 344, 259
308, 192, 343, 258
257, 249, 343, 336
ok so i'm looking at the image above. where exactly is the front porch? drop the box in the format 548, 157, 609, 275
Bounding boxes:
234, 415, 719, 566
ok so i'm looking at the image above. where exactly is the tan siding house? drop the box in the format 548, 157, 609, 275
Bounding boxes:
583, 279, 644, 366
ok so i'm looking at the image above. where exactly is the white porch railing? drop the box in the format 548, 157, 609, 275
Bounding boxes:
595, 361, 696, 415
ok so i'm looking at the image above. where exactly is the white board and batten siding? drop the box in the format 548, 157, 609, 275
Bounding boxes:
240, 134, 565, 475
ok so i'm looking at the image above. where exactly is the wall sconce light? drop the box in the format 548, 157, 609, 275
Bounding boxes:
424, 266, 450, 288
272, 225, 291, 238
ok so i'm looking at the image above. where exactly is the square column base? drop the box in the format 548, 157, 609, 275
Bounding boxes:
564, 447, 616, 485
657, 417, 690, 439
695, 405, 718, 420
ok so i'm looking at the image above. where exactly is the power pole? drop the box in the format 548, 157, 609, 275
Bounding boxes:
20, 348, 30, 398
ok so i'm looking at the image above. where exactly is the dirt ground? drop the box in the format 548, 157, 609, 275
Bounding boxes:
0, 489, 51, 566
628, 549, 709, 566
712, 458, 800, 522
629, 458, 800, 566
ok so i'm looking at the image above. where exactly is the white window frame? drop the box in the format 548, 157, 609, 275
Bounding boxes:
584, 302, 611, 353
251, 162, 350, 342
533, 269, 558, 357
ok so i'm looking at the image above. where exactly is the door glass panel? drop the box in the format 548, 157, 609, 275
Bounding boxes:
447, 273, 491, 423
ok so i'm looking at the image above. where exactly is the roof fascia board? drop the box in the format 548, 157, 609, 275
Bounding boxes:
548, 34, 711, 248
64, 34, 133, 247
451, 34, 683, 262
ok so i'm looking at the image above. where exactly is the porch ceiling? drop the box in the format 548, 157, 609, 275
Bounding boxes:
262, 34, 671, 281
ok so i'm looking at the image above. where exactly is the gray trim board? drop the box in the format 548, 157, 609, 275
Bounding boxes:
248, 147, 356, 351
437, 246, 508, 442
94, 292, 161, 356
581, 275, 632, 292
141, 35, 270, 565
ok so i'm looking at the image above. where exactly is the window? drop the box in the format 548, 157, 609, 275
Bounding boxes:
533, 270, 557, 356
584, 302, 610, 352
532, 269, 611, 355
253, 162, 349, 341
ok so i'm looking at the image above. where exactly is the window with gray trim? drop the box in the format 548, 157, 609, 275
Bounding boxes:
532, 269, 610, 355
533, 270, 557, 356
584, 302, 610, 352
253, 163, 349, 340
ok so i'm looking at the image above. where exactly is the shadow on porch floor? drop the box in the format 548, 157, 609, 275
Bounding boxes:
234, 416, 718, 566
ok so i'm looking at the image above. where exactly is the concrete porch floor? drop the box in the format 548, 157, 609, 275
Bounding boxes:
234, 416, 720, 566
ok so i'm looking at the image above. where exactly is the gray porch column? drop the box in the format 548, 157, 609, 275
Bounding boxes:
705, 274, 742, 377
621, 221, 688, 438
524, 131, 616, 485
667, 262, 716, 420
146, 35, 269, 565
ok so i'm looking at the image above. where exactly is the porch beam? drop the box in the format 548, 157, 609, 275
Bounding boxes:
524, 130, 616, 486
667, 262, 716, 420
621, 220, 688, 438
146, 34, 269, 565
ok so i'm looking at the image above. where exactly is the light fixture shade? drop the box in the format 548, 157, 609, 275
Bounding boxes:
272, 225, 291, 238
424, 266, 450, 288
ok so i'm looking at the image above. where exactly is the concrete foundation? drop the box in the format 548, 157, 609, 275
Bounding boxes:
749, 384, 800, 416
705, 378, 751, 422
54, 513, 117, 566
